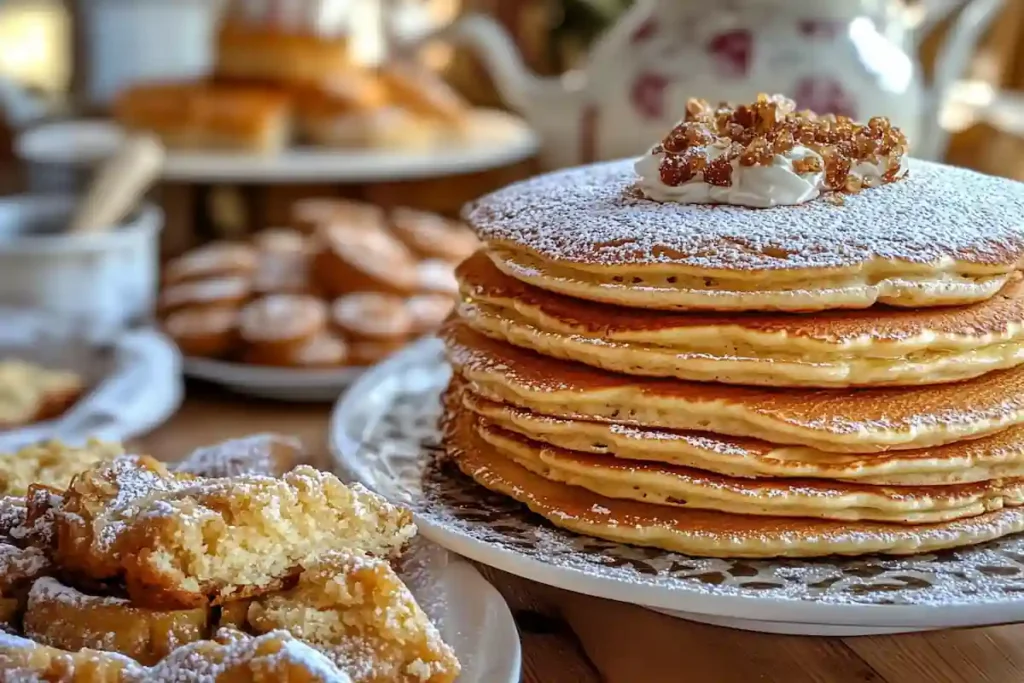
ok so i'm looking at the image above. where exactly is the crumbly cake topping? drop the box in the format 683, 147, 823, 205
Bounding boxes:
248, 550, 459, 683
0, 440, 122, 497
654, 94, 906, 193
464, 159, 1024, 271
0, 361, 84, 427
0, 544, 48, 591
28, 576, 127, 608
12, 486, 62, 547
0, 630, 353, 682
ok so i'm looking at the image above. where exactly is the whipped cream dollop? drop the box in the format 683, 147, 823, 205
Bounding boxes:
635, 145, 908, 208
635, 143, 819, 208
634, 95, 910, 208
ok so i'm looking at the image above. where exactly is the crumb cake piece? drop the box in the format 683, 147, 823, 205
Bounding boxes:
55, 454, 183, 580
248, 550, 460, 683
0, 543, 50, 627
175, 433, 306, 478
0, 497, 25, 544
23, 577, 208, 665
114, 467, 415, 608
0, 439, 121, 496
0, 360, 85, 429
18, 484, 64, 551
55, 457, 415, 608
146, 629, 352, 682
0, 629, 353, 682
216, 598, 253, 630
0, 632, 140, 681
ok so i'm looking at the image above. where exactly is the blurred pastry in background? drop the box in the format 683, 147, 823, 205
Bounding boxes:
158, 200, 472, 368
389, 207, 480, 263
114, 7, 474, 155
163, 307, 240, 359
239, 294, 329, 366
113, 82, 291, 154
311, 222, 420, 297
0, 361, 85, 430
291, 198, 385, 235
215, 21, 352, 88
292, 71, 398, 149
251, 229, 313, 296
406, 294, 457, 335
163, 242, 259, 285
157, 276, 252, 316
377, 61, 470, 127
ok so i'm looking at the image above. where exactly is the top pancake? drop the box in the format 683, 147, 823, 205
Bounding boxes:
456, 253, 1024, 387
464, 159, 1024, 311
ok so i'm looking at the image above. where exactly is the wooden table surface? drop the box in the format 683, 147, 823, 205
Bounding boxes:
134, 385, 1024, 683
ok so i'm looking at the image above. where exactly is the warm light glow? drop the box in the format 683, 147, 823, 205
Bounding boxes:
0, 0, 69, 93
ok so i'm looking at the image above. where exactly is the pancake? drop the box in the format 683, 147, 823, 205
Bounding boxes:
457, 252, 1024, 387
443, 407, 1024, 558
463, 160, 1024, 312
442, 322, 1024, 452
462, 391, 1024, 486
471, 414, 1024, 523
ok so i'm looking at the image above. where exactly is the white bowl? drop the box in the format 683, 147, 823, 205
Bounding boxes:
0, 195, 163, 343
15, 120, 123, 194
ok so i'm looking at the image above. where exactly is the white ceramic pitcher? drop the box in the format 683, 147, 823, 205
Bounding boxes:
425, 0, 1005, 168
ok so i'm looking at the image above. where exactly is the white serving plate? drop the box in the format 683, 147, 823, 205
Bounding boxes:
183, 356, 364, 402
402, 539, 521, 683
330, 337, 1024, 637
18, 110, 538, 184
0, 310, 183, 451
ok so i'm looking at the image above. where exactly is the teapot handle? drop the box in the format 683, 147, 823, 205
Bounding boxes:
917, 0, 1006, 160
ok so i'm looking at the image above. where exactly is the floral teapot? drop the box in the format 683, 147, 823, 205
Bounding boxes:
427, 0, 1005, 169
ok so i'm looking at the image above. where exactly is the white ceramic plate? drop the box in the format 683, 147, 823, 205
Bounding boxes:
183, 356, 364, 402
18, 111, 538, 184
399, 538, 521, 683
330, 337, 1024, 637
0, 311, 184, 451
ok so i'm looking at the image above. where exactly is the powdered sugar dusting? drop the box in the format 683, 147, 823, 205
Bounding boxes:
0, 543, 47, 589
28, 576, 126, 608
144, 630, 352, 682
175, 434, 304, 478
464, 159, 1024, 271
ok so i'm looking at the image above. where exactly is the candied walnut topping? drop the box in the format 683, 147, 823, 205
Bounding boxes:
654, 93, 908, 194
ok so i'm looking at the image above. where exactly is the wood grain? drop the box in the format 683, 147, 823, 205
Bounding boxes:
135, 384, 1024, 683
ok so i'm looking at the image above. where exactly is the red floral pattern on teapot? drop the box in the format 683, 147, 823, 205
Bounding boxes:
630, 71, 670, 120
706, 30, 752, 78
794, 77, 858, 119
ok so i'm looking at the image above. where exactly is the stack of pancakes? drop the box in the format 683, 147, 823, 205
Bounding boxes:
441, 158, 1024, 558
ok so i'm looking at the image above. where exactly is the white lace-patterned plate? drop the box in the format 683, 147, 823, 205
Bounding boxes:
330, 337, 1024, 636
0, 312, 184, 451
399, 538, 521, 683
184, 357, 363, 402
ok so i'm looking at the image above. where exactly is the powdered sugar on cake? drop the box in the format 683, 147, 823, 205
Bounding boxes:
464, 159, 1024, 271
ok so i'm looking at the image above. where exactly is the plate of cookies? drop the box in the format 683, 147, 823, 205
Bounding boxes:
0, 433, 521, 681
160, 200, 477, 401
0, 308, 183, 452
